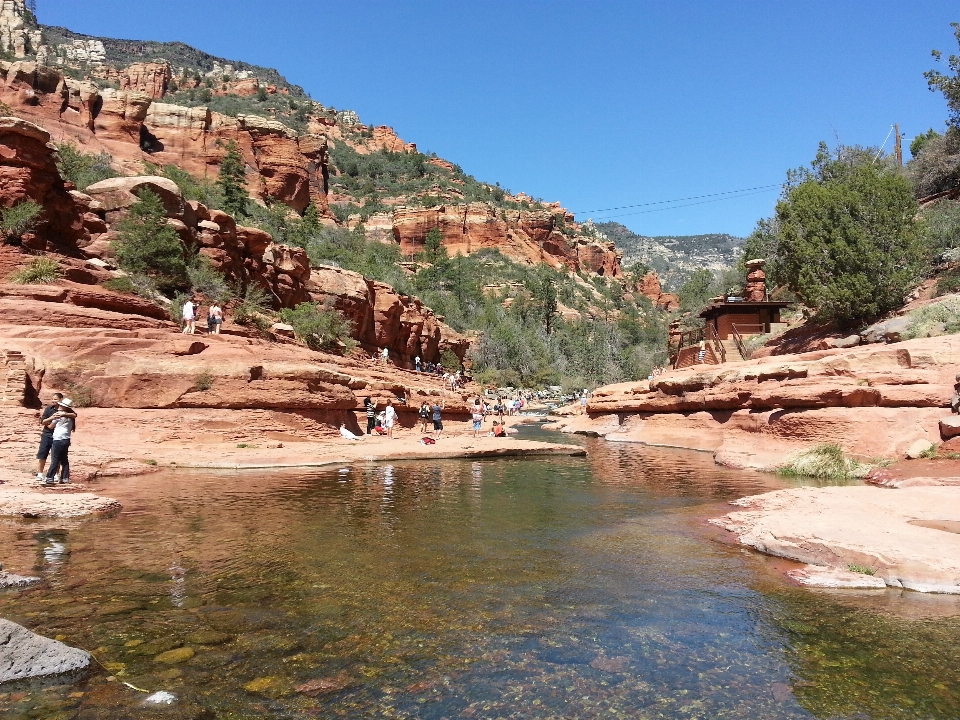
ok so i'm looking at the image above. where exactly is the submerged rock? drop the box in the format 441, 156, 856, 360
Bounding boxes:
0, 571, 41, 588
0, 618, 91, 682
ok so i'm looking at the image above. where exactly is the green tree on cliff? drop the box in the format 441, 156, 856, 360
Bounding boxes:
530, 267, 559, 334
217, 141, 248, 218
678, 268, 715, 314
775, 143, 926, 325
112, 190, 188, 292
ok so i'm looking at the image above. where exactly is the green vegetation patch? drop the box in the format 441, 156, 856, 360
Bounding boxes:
778, 444, 873, 481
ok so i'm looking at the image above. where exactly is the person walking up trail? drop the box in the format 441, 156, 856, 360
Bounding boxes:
384, 400, 398, 439
208, 302, 223, 335
43, 398, 75, 485
182, 296, 196, 334
364, 397, 376, 435
431, 400, 444, 439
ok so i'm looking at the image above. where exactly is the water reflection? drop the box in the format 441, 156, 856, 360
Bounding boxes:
0, 434, 956, 719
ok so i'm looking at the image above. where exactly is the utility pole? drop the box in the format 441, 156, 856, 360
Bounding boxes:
894, 123, 903, 168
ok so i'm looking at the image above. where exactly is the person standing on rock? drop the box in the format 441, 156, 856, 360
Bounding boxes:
182, 296, 196, 335
384, 399, 398, 439
415, 356, 421, 373
471, 400, 484, 438
43, 398, 75, 485
381, 347, 389, 366
431, 400, 445, 440
35, 392, 68, 481
364, 397, 377, 435
418, 401, 431, 434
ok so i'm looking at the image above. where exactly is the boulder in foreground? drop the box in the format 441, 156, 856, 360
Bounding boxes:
0, 618, 91, 683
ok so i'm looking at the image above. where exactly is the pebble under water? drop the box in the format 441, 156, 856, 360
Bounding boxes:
1, 427, 959, 719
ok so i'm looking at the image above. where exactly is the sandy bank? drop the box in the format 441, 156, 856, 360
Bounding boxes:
710, 485, 960, 594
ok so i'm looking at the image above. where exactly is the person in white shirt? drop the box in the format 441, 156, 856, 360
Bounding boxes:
43, 398, 75, 485
383, 399, 398, 438
182, 297, 196, 335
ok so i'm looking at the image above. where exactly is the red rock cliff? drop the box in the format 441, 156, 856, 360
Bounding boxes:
0, 60, 329, 215
392, 204, 623, 277
0, 118, 466, 367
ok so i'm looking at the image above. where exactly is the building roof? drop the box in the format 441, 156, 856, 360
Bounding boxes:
698, 299, 793, 319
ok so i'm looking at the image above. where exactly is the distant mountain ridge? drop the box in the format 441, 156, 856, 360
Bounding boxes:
39, 24, 305, 95
595, 222, 743, 290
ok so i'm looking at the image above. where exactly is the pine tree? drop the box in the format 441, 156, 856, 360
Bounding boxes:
113, 190, 188, 291
217, 141, 248, 218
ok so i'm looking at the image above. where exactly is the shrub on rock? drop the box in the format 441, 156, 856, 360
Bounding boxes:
280, 301, 356, 353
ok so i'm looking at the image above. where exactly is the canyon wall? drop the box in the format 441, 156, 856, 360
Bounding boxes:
0, 59, 329, 214
0, 118, 467, 368
392, 204, 623, 277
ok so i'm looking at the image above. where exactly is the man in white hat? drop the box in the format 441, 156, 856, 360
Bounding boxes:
42, 398, 75, 485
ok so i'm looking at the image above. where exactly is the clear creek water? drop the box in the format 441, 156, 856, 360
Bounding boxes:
1, 427, 959, 719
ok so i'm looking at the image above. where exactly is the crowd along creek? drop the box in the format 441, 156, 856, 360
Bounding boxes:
1, 425, 959, 719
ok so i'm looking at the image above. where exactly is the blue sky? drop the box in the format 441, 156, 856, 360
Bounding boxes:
41, 0, 959, 238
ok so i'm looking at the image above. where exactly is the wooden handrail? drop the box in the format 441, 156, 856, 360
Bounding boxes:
705, 323, 725, 363
730, 323, 764, 361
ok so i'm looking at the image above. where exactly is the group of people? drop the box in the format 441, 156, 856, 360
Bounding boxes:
414, 357, 449, 377
340, 395, 513, 443
181, 296, 224, 335
35, 392, 76, 485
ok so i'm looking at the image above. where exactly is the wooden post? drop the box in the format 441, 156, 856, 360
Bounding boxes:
895, 123, 903, 168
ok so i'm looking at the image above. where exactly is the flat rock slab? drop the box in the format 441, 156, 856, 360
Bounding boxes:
787, 564, 887, 589
0, 618, 91, 683
710, 486, 960, 593
0, 487, 121, 519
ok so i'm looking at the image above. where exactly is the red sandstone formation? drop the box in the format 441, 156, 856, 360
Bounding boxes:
307, 265, 468, 365
0, 56, 626, 280
560, 335, 960, 471
0, 61, 330, 214
743, 258, 766, 302
95, 62, 171, 99
0, 118, 466, 368
635, 271, 679, 310
392, 204, 622, 276
0, 117, 101, 251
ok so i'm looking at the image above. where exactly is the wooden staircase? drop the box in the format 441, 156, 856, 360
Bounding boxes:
0, 350, 27, 407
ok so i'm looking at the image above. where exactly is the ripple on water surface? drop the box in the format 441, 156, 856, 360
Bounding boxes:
0, 434, 958, 719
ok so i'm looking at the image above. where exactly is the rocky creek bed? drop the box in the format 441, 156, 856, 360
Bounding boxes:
0, 433, 959, 718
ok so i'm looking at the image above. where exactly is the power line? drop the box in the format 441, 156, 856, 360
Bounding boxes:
588, 187, 780, 221
572, 184, 782, 215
